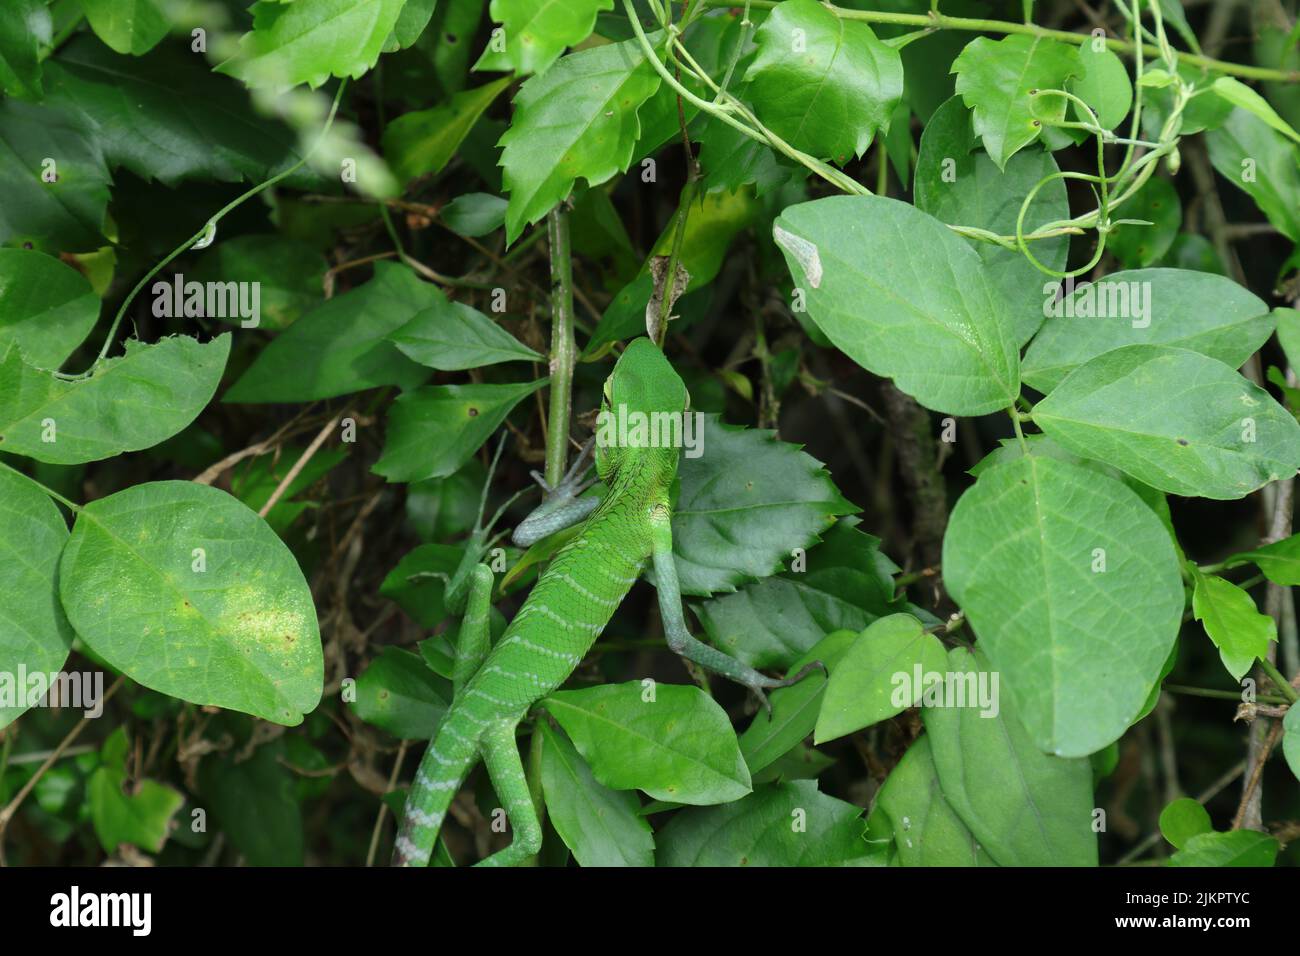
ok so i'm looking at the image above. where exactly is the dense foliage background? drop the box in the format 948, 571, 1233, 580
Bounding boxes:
1, 0, 1298, 867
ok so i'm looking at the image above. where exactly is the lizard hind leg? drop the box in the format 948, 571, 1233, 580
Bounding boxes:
475, 721, 542, 867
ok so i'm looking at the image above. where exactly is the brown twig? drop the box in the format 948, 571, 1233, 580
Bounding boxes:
259, 412, 342, 518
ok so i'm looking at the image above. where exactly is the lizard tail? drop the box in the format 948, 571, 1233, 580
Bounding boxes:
391, 706, 480, 867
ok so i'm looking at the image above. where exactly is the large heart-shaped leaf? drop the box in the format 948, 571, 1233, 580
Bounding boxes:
59, 481, 323, 726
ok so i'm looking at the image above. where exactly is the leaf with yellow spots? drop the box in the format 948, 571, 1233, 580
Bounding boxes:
59, 481, 322, 726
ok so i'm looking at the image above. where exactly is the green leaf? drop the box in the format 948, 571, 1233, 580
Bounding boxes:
747, 0, 902, 164
0, 466, 74, 730
373, 379, 546, 483
76, 0, 168, 56
0, 248, 99, 370
229, 444, 346, 536
944, 456, 1183, 757
951, 35, 1079, 169
542, 681, 752, 805
656, 780, 879, 866
353, 646, 450, 739
694, 520, 904, 670
1283, 705, 1299, 783
538, 721, 654, 867
89, 728, 183, 855
1190, 568, 1276, 682
1158, 797, 1212, 849
0, 99, 111, 253
0, 0, 51, 97
189, 235, 326, 331
380, 544, 462, 627
382, 77, 512, 183
1070, 42, 1131, 130
44, 38, 306, 188
738, 630, 858, 775
1212, 77, 1300, 145
1023, 268, 1272, 393
498, 36, 662, 244
1227, 533, 1300, 586
913, 95, 1069, 345
440, 193, 508, 237
670, 416, 853, 597
219, 0, 407, 92
199, 739, 304, 865
59, 481, 323, 726
1108, 177, 1181, 269
390, 298, 542, 370
815, 614, 949, 744
475, 0, 613, 76
773, 195, 1020, 415
391, 0, 437, 49
225, 262, 436, 403
923, 647, 1098, 865
1278, 306, 1300, 370
0, 335, 230, 465
1207, 108, 1300, 242
1168, 830, 1279, 867
873, 736, 997, 867
1033, 345, 1300, 500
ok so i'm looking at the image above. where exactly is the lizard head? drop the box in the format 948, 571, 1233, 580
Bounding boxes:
595, 337, 689, 481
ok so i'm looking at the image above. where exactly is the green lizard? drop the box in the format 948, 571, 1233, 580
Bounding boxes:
392, 338, 821, 867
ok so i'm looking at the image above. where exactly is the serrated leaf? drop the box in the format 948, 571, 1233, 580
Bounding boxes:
873, 735, 997, 866
670, 415, 853, 597
747, 0, 902, 164
737, 631, 857, 776
1226, 533, 1300, 586
944, 456, 1183, 757
1190, 568, 1276, 681
914, 95, 1069, 345
0, 466, 73, 730
0, 99, 111, 253
89, 728, 183, 855
0, 335, 230, 465
1023, 268, 1272, 393
499, 36, 662, 244
1033, 345, 1300, 500
390, 297, 542, 370
815, 614, 948, 744
382, 77, 512, 183
44, 38, 306, 188
1168, 830, 1279, 867
0, 248, 99, 370
951, 35, 1079, 169
773, 195, 1020, 415
1207, 108, 1300, 242
373, 379, 546, 483
542, 681, 751, 805
539, 721, 654, 867
475, 0, 613, 76
923, 647, 1098, 865
189, 235, 327, 331
219, 0, 407, 92
0, 0, 50, 97
696, 521, 904, 671
656, 780, 879, 866
59, 481, 323, 726
1158, 797, 1212, 849
76, 0, 168, 56
225, 262, 436, 403
353, 646, 450, 739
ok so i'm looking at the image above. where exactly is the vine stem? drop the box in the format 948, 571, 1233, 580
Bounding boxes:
697, 1, 1300, 82
88, 80, 349, 370
1257, 657, 1299, 705
543, 207, 577, 487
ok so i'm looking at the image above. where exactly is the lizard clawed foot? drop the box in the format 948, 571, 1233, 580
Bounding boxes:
746, 660, 826, 717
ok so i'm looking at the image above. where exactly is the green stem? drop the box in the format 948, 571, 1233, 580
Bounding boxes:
1164, 684, 1289, 706
0, 460, 81, 512
544, 208, 577, 488
89, 81, 349, 370
697, 1, 1300, 82
1257, 658, 1299, 705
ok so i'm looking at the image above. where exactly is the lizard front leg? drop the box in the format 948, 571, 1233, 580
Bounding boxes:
475, 721, 542, 867
648, 508, 823, 713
